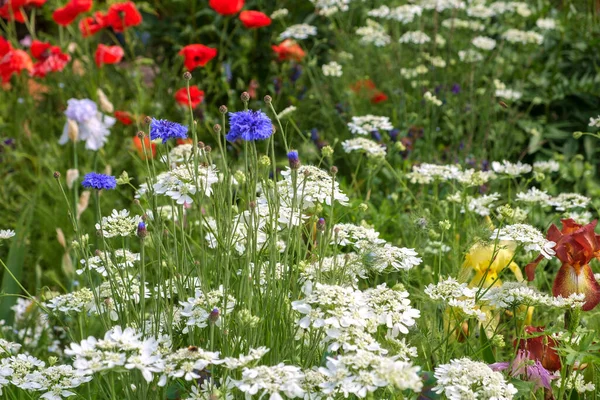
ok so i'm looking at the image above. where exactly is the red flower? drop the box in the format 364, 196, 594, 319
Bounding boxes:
0, 37, 13, 58
106, 1, 142, 32
79, 12, 109, 37
30, 40, 70, 78
179, 44, 217, 71
209, 0, 244, 15
174, 86, 204, 108
52, 0, 92, 26
351, 79, 377, 92
95, 44, 124, 67
371, 91, 388, 104
0, 0, 47, 23
133, 135, 156, 159
526, 219, 600, 311
239, 10, 271, 28
0, 49, 33, 83
516, 326, 561, 371
272, 40, 305, 62
115, 110, 134, 125
177, 138, 193, 145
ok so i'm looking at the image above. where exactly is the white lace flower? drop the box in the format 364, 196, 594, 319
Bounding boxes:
279, 24, 317, 40
356, 20, 391, 47
342, 138, 386, 158
472, 36, 496, 50
491, 160, 532, 176
322, 61, 343, 77
347, 115, 393, 135
96, 209, 141, 238
152, 163, 219, 204
231, 364, 305, 399
434, 358, 517, 399
0, 229, 15, 240
491, 224, 556, 259
399, 31, 430, 44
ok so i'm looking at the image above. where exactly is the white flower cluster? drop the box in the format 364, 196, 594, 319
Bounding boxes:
299, 253, 366, 285
458, 49, 484, 63
536, 18, 557, 30
347, 115, 393, 135
0, 229, 15, 240
230, 364, 305, 399
342, 138, 386, 158
279, 24, 317, 40
77, 249, 139, 276
425, 278, 486, 321
96, 209, 141, 238
356, 20, 391, 47
472, 36, 496, 50
151, 163, 219, 204
322, 61, 342, 77
424, 91, 443, 106
465, 193, 501, 216
502, 28, 544, 45
280, 165, 350, 208
533, 160, 560, 173
417, 0, 465, 12
547, 192, 590, 211
442, 18, 484, 31
483, 282, 585, 309
434, 358, 517, 399
319, 350, 423, 397
180, 286, 236, 332
399, 31, 431, 44
310, 0, 351, 17
292, 282, 420, 350
45, 288, 94, 313
491, 160, 532, 176
516, 187, 551, 203
589, 115, 600, 128
491, 224, 556, 259
368, 5, 423, 23
0, 354, 92, 400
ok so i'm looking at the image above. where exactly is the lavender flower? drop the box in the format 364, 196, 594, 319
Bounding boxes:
81, 172, 117, 190
64, 99, 98, 123
226, 110, 273, 142
150, 119, 189, 143
59, 98, 116, 151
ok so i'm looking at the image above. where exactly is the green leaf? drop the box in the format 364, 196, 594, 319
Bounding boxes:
479, 325, 496, 364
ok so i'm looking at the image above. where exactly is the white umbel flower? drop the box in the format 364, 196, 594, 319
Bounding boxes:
491, 224, 556, 259
279, 24, 317, 40
434, 358, 517, 399
0, 229, 15, 240
342, 138, 386, 158
347, 115, 393, 135
96, 209, 141, 238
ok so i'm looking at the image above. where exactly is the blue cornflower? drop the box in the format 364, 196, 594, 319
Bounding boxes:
81, 172, 117, 190
150, 119, 189, 144
226, 110, 273, 142
287, 150, 300, 169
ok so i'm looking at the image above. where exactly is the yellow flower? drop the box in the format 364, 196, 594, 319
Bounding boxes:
463, 241, 523, 289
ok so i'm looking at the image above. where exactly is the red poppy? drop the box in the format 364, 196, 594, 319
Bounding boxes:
239, 10, 271, 28
133, 135, 156, 159
526, 219, 600, 311
351, 79, 377, 92
79, 12, 109, 37
94, 44, 124, 67
0, 0, 47, 23
272, 40, 305, 62
179, 44, 217, 71
0, 49, 33, 83
174, 86, 204, 108
371, 91, 388, 104
516, 326, 561, 371
115, 110, 134, 125
30, 40, 70, 78
106, 1, 142, 32
209, 0, 244, 15
52, 0, 92, 26
0, 37, 13, 58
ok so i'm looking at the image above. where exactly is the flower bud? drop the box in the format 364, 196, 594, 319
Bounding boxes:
213, 124, 222, 133
264, 95, 272, 104
144, 116, 152, 125
66, 169, 79, 189
321, 145, 333, 159
67, 119, 79, 142
219, 105, 228, 114
287, 150, 300, 170
208, 307, 220, 324
97, 88, 114, 113
316, 218, 326, 232
205, 145, 212, 153
259, 155, 271, 167
330, 166, 338, 176
53, 171, 61, 179
137, 221, 147, 239
241, 92, 250, 102
183, 71, 192, 80
573, 131, 584, 139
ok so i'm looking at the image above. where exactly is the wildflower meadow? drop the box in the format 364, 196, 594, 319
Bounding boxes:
1, 0, 600, 399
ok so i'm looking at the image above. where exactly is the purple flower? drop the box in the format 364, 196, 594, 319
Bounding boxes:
287, 150, 300, 169
371, 130, 382, 142
137, 221, 147, 239
491, 350, 557, 390
81, 172, 116, 190
150, 119, 188, 144
64, 99, 98, 123
226, 110, 273, 142
451, 83, 461, 94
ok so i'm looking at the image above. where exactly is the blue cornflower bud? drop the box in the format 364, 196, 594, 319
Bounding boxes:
287, 150, 300, 170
